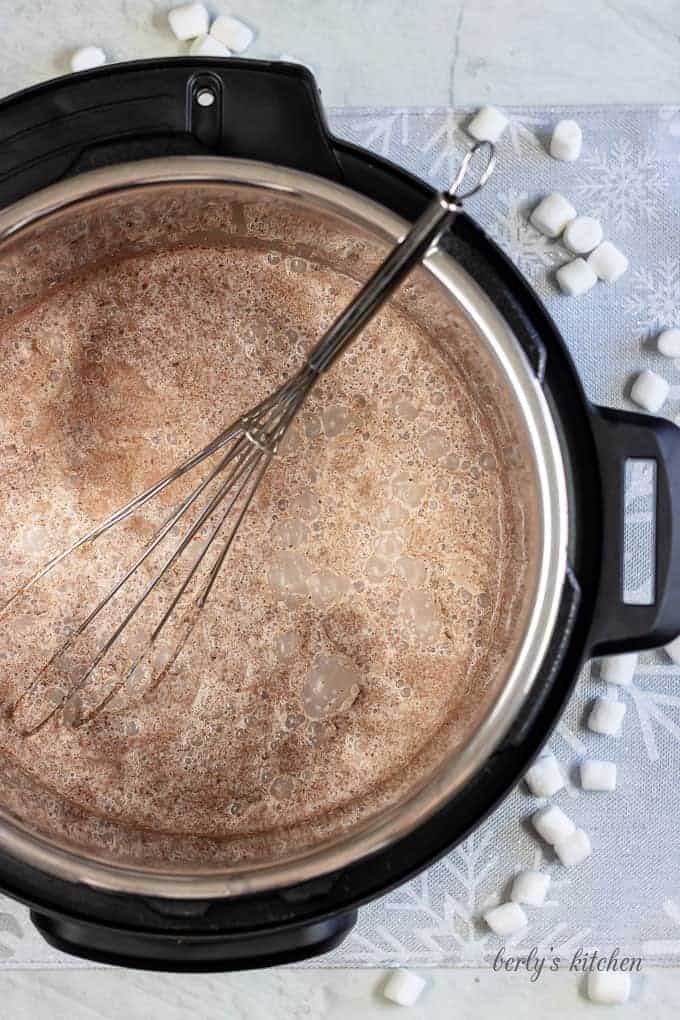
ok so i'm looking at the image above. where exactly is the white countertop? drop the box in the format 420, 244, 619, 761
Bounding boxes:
1, 0, 679, 107
1, 0, 679, 1015
3, 964, 680, 1018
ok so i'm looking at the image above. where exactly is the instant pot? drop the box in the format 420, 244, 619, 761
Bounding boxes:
0, 58, 679, 970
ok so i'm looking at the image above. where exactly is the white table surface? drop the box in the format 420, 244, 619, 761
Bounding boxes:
1, 0, 679, 1015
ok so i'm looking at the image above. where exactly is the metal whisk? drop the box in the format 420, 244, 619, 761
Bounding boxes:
2, 141, 495, 735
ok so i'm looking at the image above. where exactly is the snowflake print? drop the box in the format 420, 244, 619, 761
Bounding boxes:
336, 828, 499, 965
575, 140, 667, 233
657, 106, 680, 162
350, 110, 410, 157
420, 111, 468, 180
332, 824, 587, 967
490, 192, 568, 278
506, 115, 545, 155
624, 257, 680, 340
553, 718, 587, 756
609, 662, 680, 763
643, 899, 680, 959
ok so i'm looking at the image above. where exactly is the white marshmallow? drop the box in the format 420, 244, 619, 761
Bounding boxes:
563, 215, 603, 255
588, 696, 627, 736
524, 753, 564, 797
168, 2, 209, 40
554, 827, 592, 867
511, 870, 551, 907
588, 240, 629, 283
600, 652, 637, 686
532, 805, 576, 846
467, 106, 509, 144
383, 969, 427, 1007
665, 633, 680, 665
209, 15, 255, 54
530, 193, 577, 238
657, 328, 680, 359
70, 46, 106, 72
556, 258, 598, 297
630, 369, 670, 413
587, 970, 631, 1005
483, 901, 528, 937
550, 119, 583, 161
581, 759, 617, 791
189, 34, 231, 57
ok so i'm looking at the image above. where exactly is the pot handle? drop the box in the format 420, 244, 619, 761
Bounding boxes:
30, 908, 356, 971
0, 59, 343, 207
589, 405, 680, 653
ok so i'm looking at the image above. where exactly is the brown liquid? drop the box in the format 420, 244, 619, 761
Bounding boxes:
0, 186, 536, 869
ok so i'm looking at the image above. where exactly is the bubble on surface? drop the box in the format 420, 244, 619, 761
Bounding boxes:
375, 500, 410, 531
275, 630, 301, 661
392, 398, 420, 421
292, 490, 320, 521
391, 471, 427, 509
308, 568, 351, 608
396, 556, 428, 587
419, 429, 449, 462
271, 518, 309, 548
302, 654, 360, 720
365, 555, 391, 581
399, 590, 443, 642
270, 775, 294, 799
322, 404, 355, 438
374, 534, 405, 559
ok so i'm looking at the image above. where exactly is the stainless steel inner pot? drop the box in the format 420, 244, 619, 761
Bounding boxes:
0, 157, 568, 898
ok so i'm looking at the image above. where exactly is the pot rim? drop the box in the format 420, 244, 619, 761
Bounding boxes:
0, 156, 568, 899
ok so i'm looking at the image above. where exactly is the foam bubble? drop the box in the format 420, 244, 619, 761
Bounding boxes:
397, 556, 428, 587
275, 630, 300, 661
399, 590, 443, 641
419, 429, 449, 461
391, 471, 427, 509
302, 654, 360, 720
272, 518, 309, 548
322, 404, 355, 438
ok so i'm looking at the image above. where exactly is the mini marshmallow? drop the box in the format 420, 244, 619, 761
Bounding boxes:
588, 696, 627, 736
189, 34, 231, 56
550, 119, 583, 161
467, 106, 509, 144
210, 15, 255, 53
554, 827, 592, 867
665, 633, 680, 665
588, 240, 629, 283
657, 328, 680, 359
511, 870, 551, 907
581, 759, 617, 792
483, 901, 528, 937
587, 970, 631, 1005
530, 193, 577, 238
600, 652, 637, 686
383, 969, 427, 1007
70, 46, 106, 72
563, 215, 603, 255
630, 369, 670, 413
532, 805, 576, 846
524, 753, 565, 797
556, 258, 598, 297
168, 2, 209, 40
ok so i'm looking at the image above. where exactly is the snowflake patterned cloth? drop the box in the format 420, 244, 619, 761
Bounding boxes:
0, 105, 679, 969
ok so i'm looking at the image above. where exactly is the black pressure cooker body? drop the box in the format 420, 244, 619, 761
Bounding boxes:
0, 59, 679, 970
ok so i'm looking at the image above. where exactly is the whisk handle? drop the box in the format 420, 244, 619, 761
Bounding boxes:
306, 140, 495, 376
